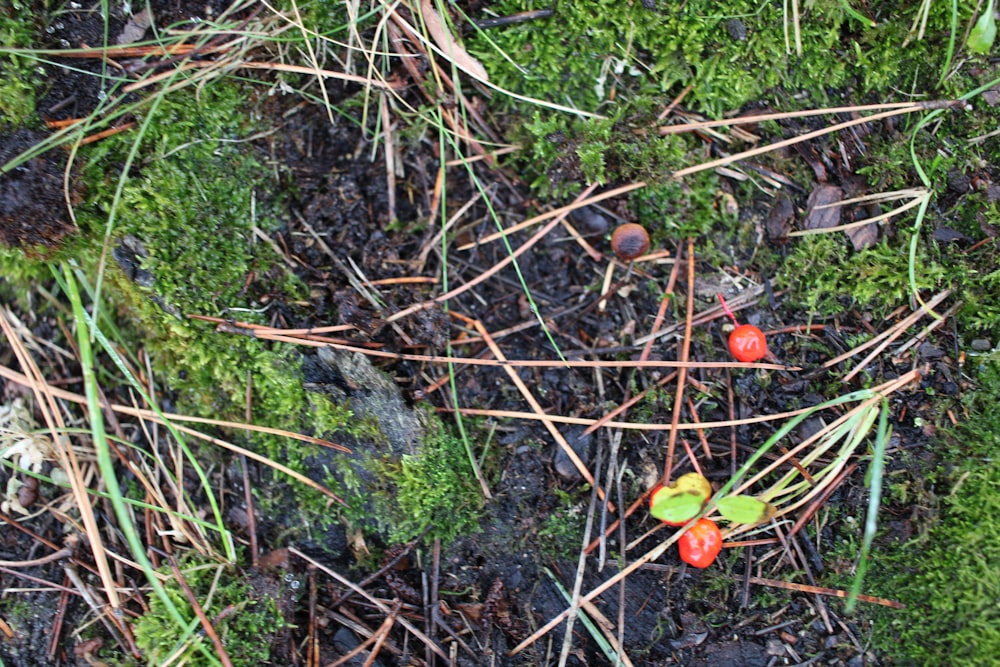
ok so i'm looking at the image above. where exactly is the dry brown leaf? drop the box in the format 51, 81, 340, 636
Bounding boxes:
420, 0, 489, 82
802, 184, 842, 230
116, 8, 152, 45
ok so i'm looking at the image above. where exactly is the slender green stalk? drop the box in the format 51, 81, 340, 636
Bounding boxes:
545, 567, 621, 665
61, 264, 222, 666
61, 268, 235, 560
709, 389, 874, 505
433, 110, 488, 498
935, 0, 958, 88
847, 399, 890, 613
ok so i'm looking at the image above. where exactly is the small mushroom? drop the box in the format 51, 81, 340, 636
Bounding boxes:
610, 223, 650, 261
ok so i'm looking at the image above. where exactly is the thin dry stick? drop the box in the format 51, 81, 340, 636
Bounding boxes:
0, 548, 75, 568
788, 189, 929, 237
748, 576, 903, 608
457, 181, 645, 249
580, 245, 682, 437
558, 216, 603, 261
510, 527, 684, 656
242, 371, 258, 567
839, 290, 953, 383
167, 558, 234, 667
0, 311, 123, 613
289, 547, 450, 662
0, 363, 343, 503
325, 602, 400, 667
658, 101, 930, 135
579, 371, 679, 438
444, 405, 816, 432
662, 238, 696, 482
890, 301, 961, 359
685, 397, 714, 462
822, 289, 954, 370
389, 182, 605, 321
558, 442, 604, 667
656, 82, 695, 121
672, 105, 947, 179
464, 315, 610, 507
380, 94, 397, 224
784, 463, 858, 543
0, 363, 348, 451
205, 334, 794, 370
632, 282, 765, 347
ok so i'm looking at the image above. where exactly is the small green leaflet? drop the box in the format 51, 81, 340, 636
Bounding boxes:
650, 491, 704, 524
968, 0, 997, 54
715, 495, 776, 525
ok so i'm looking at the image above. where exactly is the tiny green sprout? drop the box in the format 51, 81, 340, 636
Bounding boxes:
968, 0, 997, 54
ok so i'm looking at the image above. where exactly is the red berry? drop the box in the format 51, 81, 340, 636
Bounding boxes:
610, 223, 650, 261
728, 324, 767, 362
678, 518, 723, 568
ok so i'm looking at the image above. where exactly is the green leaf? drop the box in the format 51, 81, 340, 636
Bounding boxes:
650, 491, 704, 525
968, 1, 997, 54
715, 495, 775, 525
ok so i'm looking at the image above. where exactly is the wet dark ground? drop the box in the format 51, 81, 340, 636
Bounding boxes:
0, 2, 967, 666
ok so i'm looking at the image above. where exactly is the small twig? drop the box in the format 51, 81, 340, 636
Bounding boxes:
685, 397, 714, 463
672, 104, 950, 179
325, 600, 401, 667
662, 238, 696, 481
379, 93, 397, 224
290, 547, 450, 662
558, 439, 604, 667
445, 405, 818, 432
328, 525, 432, 609
658, 101, 948, 135
459, 313, 611, 507
471, 8, 553, 29
243, 371, 258, 567
390, 182, 606, 321
166, 556, 234, 667
458, 182, 644, 250
0, 547, 74, 568
747, 576, 904, 608
193, 335, 794, 370
580, 371, 679, 438
828, 288, 952, 381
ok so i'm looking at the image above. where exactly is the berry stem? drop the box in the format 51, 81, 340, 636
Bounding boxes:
717, 292, 739, 326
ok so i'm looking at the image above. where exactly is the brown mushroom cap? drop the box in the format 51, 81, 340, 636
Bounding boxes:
610, 223, 650, 261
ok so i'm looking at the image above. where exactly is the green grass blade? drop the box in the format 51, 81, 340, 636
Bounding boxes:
61, 263, 222, 666
847, 398, 890, 612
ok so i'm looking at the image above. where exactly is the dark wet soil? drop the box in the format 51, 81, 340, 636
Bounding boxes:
0, 2, 964, 666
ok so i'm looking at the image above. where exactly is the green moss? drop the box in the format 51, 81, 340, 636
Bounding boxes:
385, 417, 482, 542
468, 0, 968, 192
536, 487, 588, 558
132, 557, 291, 666
869, 358, 1000, 666
0, 2, 41, 128
776, 235, 948, 319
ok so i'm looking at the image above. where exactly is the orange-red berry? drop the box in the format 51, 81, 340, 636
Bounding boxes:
678, 518, 723, 568
728, 324, 767, 362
